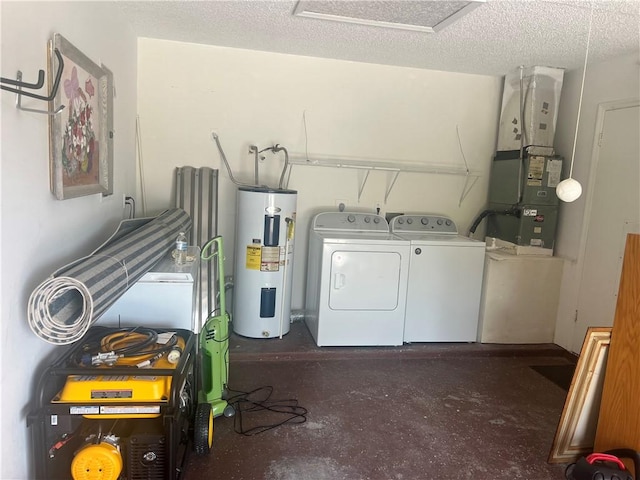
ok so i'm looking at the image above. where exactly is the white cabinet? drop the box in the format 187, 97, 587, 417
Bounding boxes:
97, 249, 199, 332
478, 251, 563, 343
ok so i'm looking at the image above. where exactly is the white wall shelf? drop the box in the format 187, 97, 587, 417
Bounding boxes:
289, 153, 480, 204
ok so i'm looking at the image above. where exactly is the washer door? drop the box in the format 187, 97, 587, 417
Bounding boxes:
329, 250, 401, 311
404, 243, 485, 342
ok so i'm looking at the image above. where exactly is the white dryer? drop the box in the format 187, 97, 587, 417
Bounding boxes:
305, 212, 410, 346
390, 214, 486, 343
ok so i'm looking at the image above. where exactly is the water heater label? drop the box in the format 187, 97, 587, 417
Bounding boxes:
246, 246, 262, 270
261, 246, 280, 272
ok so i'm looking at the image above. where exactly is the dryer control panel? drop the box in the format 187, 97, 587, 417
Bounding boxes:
390, 215, 458, 234
313, 212, 389, 232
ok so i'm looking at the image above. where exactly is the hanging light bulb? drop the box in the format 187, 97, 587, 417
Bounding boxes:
556, 177, 583, 202
556, 3, 594, 203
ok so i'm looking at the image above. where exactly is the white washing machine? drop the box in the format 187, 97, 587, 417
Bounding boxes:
305, 212, 410, 346
390, 214, 486, 343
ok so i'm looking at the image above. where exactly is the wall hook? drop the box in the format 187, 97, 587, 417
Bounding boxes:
14, 71, 65, 115
1, 68, 45, 90
1, 48, 65, 113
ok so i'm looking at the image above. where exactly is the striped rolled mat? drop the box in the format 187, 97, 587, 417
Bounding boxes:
28, 208, 191, 345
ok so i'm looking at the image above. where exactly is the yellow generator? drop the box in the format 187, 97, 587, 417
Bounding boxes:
29, 327, 200, 480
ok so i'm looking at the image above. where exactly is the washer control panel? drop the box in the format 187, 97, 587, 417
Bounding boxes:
313, 212, 389, 232
390, 214, 457, 234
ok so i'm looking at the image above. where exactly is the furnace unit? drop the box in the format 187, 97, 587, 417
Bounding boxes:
485, 149, 563, 249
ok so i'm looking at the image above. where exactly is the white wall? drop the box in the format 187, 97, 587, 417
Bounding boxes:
137, 38, 503, 310
553, 52, 640, 352
0, 3, 137, 477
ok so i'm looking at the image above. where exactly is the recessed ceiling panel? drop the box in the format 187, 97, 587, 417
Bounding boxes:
293, 0, 485, 33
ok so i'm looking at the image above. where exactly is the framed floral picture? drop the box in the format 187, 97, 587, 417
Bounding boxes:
48, 34, 113, 200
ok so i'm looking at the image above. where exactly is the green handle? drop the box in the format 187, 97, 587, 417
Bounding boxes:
200, 236, 226, 316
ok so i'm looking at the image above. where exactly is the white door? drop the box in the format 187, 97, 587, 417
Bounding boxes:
573, 103, 640, 352
329, 250, 402, 310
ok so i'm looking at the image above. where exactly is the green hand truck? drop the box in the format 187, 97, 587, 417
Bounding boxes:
193, 236, 235, 455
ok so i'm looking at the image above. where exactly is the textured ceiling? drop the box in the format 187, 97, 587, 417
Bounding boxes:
117, 0, 640, 76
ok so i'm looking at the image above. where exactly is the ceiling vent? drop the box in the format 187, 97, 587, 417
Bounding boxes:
293, 0, 485, 33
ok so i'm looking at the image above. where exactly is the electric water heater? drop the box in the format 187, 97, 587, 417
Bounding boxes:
233, 186, 297, 338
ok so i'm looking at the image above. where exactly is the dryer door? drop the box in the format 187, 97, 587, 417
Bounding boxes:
329, 250, 402, 311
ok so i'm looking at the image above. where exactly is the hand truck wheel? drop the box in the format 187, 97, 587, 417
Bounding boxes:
193, 402, 213, 455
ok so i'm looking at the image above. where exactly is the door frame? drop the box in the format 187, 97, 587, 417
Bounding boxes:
572, 98, 639, 351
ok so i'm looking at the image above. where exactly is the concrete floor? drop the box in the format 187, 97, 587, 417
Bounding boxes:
182, 322, 574, 480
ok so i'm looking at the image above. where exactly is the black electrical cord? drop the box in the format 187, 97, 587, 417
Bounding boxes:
225, 386, 308, 436
101, 328, 158, 355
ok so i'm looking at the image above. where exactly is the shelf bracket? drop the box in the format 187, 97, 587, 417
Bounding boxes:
384, 171, 401, 203
357, 169, 370, 202
458, 172, 479, 207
